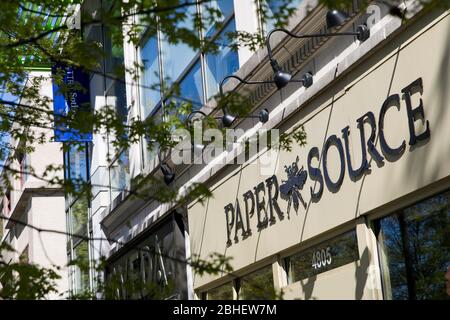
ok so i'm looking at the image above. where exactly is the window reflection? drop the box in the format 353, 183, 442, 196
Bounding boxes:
285, 229, 359, 284
261, 0, 303, 33
139, 2, 237, 113
161, 5, 198, 85
238, 265, 275, 300
110, 150, 130, 203
140, 36, 162, 118
202, 0, 234, 37
104, 6, 125, 85
106, 80, 127, 126
68, 144, 88, 187
376, 191, 450, 300
70, 196, 88, 236
205, 18, 239, 99
178, 61, 204, 108
73, 240, 90, 294
64, 142, 91, 296
207, 282, 234, 300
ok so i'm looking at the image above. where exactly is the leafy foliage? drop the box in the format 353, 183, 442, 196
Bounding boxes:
0, 242, 61, 299
0, 0, 448, 300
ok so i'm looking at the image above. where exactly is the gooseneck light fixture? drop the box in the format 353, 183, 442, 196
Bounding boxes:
186, 110, 210, 124
221, 108, 269, 128
157, 151, 175, 185
219, 74, 303, 128
160, 163, 175, 185
185, 107, 269, 131
185, 110, 211, 153
266, 10, 370, 89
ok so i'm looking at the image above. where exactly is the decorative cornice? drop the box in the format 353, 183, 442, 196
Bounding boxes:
5, 186, 64, 230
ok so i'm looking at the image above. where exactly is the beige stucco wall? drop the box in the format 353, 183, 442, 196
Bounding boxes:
188, 11, 450, 298
29, 195, 68, 299
1, 71, 68, 299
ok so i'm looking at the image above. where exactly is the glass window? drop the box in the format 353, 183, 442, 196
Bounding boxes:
285, 229, 359, 284
205, 18, 239, 100
73, 240, 90, 294
207, 282, 234, 300
104, 15, 125, 82
375, 191, 450, 300
161, 40, 197, 85
64, 148, 70, 181
178, 60, 204, 108
202, 0, 234, 38
105, 41, 127, 124
143, 136, 159, 166
106, 81, 128, 128
67, 143, 89, 193
70, 196, 89, 237
261, 0, 303, 33
69, 146, 86, 181
140, 36, 162, 118
65, 142, 91, 297
109, 150, 130, 203
238, 265, 275, 300
161, 5, 198, 85
139, 1, 238, 114
64, 143, 90, 211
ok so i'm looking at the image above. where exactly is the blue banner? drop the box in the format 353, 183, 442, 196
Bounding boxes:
52, 64, 92, 142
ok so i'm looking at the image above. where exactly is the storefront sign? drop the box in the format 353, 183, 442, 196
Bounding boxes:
225, 78, 430, 247
104, 214, 188, 299
51, 64, 92, 142
107, 236, 169, 299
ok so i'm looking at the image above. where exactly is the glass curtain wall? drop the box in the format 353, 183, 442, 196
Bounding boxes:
64, 142, 91, 297
102, 0, 130, 206
138, 0, 239, 163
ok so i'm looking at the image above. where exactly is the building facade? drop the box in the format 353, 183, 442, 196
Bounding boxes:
82, 0, 449, 300
0, 72, 68, 299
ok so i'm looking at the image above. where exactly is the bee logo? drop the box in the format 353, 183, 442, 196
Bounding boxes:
280, 156, 308, 216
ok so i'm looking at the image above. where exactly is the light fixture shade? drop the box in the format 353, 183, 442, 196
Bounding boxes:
356, 25, 370, 42
222, 113, 236, 127
164, 173, 175, 185
274, 70, 292, 90
259, 109, 269, 124
302, 72, 314, 88
326, 9, 349, 29
160, 163, 175, 185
